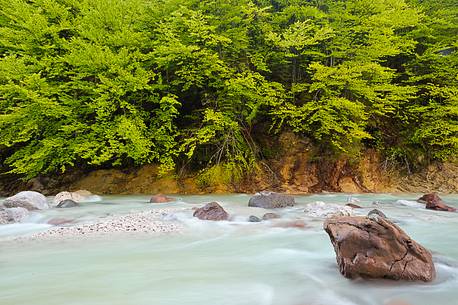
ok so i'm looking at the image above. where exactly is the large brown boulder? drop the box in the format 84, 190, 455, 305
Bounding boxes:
418, 193, 456, 212
193, 202, 229, 221
324, 216, 435, 282
248, 192, 295, 209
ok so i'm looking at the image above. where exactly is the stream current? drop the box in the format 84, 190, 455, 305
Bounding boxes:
1, 193, 458, 305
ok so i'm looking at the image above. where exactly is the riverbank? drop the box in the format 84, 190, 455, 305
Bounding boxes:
1, 149, 457, 197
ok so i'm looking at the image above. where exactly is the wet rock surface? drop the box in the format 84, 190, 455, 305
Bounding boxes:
346, 203, 362, 208
0, 207, 29, 224
304, 202, 353, 217
324, 216, 435, 282
248, 192, 295, 209
193, 202, 229, 221
262, 213, 280, 220
47, 218, 75, 226
53, 190, 95, 206
0, 209, 7, 225
3, 191, 49, 210
273, 219, 308, 229
150, 194, 174, 203
56, 199, 79, 208
368, 209, 387, 219
418, 193, 456, 212
248, 215, 261, 222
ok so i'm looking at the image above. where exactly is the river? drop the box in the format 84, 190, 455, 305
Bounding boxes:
1, 193, 457, 305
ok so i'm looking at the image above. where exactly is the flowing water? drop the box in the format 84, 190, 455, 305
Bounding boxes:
1, 193, 458, 305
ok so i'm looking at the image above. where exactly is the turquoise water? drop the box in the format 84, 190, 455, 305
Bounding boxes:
1, 193, 458, 305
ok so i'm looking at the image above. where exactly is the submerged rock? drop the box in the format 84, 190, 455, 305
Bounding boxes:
418, 193, 456, 212
248, 215, 261, 222
150, 194, 174, 203
368, 209, 387, 219
3, 191, 49, 210
0, 207, 29, 224
56, 199, 79, 208
304, 202, 353, 217
324, 216, 435, 282
248, 191, 295, 209
193, 202, 229, 221
262, 212, 280, 220
47, 218, 74, 226
273, 220, 308, 229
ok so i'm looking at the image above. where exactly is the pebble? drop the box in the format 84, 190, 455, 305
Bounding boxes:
19, 209, 184, 241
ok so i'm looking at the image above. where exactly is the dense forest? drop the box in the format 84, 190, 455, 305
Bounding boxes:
0, 0, 457, 182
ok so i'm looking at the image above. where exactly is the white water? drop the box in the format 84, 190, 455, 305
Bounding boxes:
1, 193, 458, 305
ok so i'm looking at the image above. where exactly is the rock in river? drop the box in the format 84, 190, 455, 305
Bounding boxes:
53, 190, 94, 206
248, 215, 261, 222
0, 207, 29, 224
56, 199, 79, 208
47, 218, 74, 226
304, 202, 353, 217
3, 191, 49, 210
346, 203, 362, 209
193, 202, 229, 221
324, 216, 435, 282
418, 193, 456, 212
150, 194, 174, 203
0, 210, 8, 225
262, 213, 280, 220
248, 191, 295, 209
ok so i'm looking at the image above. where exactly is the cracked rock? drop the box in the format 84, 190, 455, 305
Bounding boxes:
324, 216, 435, 282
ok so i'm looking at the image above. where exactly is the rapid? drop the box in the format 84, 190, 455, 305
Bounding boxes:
1, 193, 458, 305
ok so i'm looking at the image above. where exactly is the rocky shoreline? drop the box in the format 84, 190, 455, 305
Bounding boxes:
1, 150, 457, 197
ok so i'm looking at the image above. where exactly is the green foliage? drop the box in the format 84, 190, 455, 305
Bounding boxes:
196, 162, 245, 189
403, 0, 458, 162
0, 0, 456, 179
